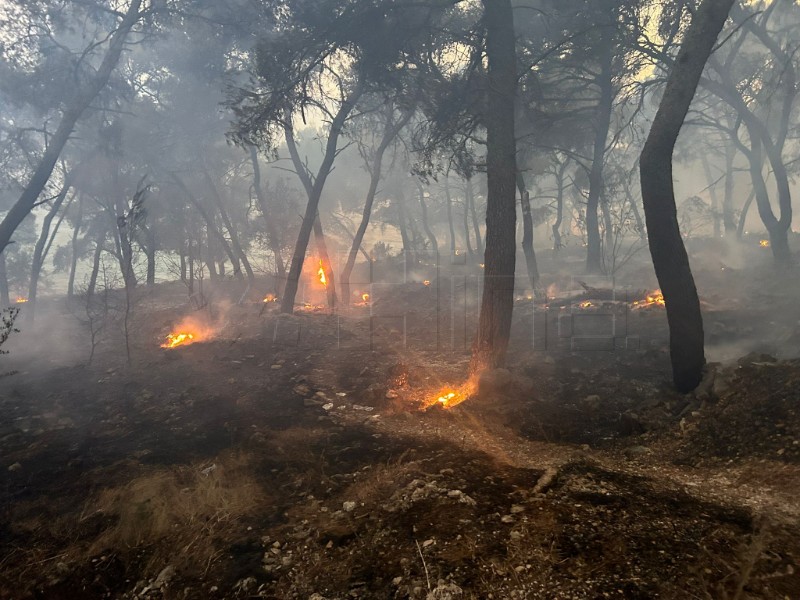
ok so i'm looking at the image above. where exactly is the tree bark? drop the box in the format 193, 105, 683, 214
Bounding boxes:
27, 179, 73, 324
0, 253, 9, 306
203, 169, 255, 282
736, 188, 755, 239
249, 146, 286, 289
444, 176, 457, 257
67, 194, 84, 299
585, 37, 613, 274
471, 0, 518, 371
700, 154, 722, 238
416, 182, 439, 260
516, 174, 540, 291
280, 85, 362, 313
466, 178, 483, 256
0, 0, 142, 254
640, 0, 734, 393
721, 143, 737, 235
87, 231, 106, 300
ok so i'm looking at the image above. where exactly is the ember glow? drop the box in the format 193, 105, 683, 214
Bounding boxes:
262, 293, 277, 303
579, 300, 593, 309
317, 260, 328, 287
14, 297, 28, 304
161, 332, 195, 349
759, 239, 770, 248
423, 280, 431, 286
362, 293, 370, 302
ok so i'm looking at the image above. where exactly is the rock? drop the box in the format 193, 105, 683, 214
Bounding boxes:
309, 594, 327, 600
581, 395, 601, 410
623, 445, 651, 459
426, 581, 464, 599
233, 577, 257, 593
385, 389, 399, 399
422, 539, 434, 547
153, 565, 175, 588
270, 364, 283, 370
293, 384, 311, 396
510, 505, 524, 514
8, 462, 22, 472
500, 515, 515, 524
343, 501, 356, 513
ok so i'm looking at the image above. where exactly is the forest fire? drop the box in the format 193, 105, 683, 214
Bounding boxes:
760, 239, 770, 248
317, 260, 328, 287
633, 289, 665, 309
428, 378, 476, 409
161, 332, 196, 349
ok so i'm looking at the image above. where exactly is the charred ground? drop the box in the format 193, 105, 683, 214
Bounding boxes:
1, 252, 799, 600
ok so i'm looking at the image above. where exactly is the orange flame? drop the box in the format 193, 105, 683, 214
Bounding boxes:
428, 377, 476, 409
759, 239, 770, 248
161, 332, 195, 349
362, 293, 370, 302
262, 293, 277, 303
423, 280, 431, 286
632, 289, 665, 308
317, 260, 327, 287
579, 300, 593, 309
14, 297, 28, 304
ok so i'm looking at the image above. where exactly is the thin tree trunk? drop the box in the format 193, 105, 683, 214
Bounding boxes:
0, 0, 142, 254
396, 190, 414, 272
280, 86, 363, 313
313, 215, 337, 309
416, 182, 439, 260
516, 173, 540, 291
552, 160, 569, 251
701, 154, 722, 238
203, 169, 255, 282
27, 180, 73, 324
467, 178, 483, 256
249, 146, 286, 289
444, 176, 456, 257
67, 194, 84, 298
0, 253, 9, 306
170, 173, 243, 279
472, 0, 518, 371
142, 225, 156, 285
736, 188, 755, 239
88, 232, 106, 300
586, 37, 613, 274
639, 0, 734, 392
722, 143, 737, 235
341, 105, 411, 304
206, 225, 219, 280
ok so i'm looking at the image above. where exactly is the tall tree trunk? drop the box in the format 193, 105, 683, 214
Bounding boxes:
466, 178, 483, 256
722, 143, 737, 235
313, 215, 337, 309
170, 173, 243, 279
516, 174, 540, 291
0, 253, 8, 306
395, 191, 415, 273
280, 85, 363, 313
416, 182, 439, 260
0, 0, 142, 254
640, 0, 734, 392
462, 192, 474, 257
472, 0, 518, 371
206, 225, 219, 280
341, 105, 410, 303
203, 169, 255, 282
27, 180, 73, 324
444, 176, 457, 257
700, 154, 722, 238
142, 225, 156, 286
736, 188, 755, 239
249, 146, 286, 289
552, 159, 569, 251
585, 38, 613, 274
87, 231, 106, 300
67, 194, 84, 299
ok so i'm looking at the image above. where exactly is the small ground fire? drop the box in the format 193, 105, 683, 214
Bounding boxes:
161, 332, 196, 349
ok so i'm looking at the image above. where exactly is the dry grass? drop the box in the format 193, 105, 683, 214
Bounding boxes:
83, 450, 268, 571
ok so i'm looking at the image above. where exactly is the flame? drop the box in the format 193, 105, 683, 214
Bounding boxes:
317, 260, 327, 287
362, 293, 370, 302
428, 378, 476, 409
759, 239, 770, 248
578, 300, 593, 309
262, 293, 277, 303
161, 332, 195, 349
423, 280, 431, 286
14, 297, 28, 304
632, 289, 665, 308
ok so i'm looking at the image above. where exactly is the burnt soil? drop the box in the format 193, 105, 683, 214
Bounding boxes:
1, 261, 799, 599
